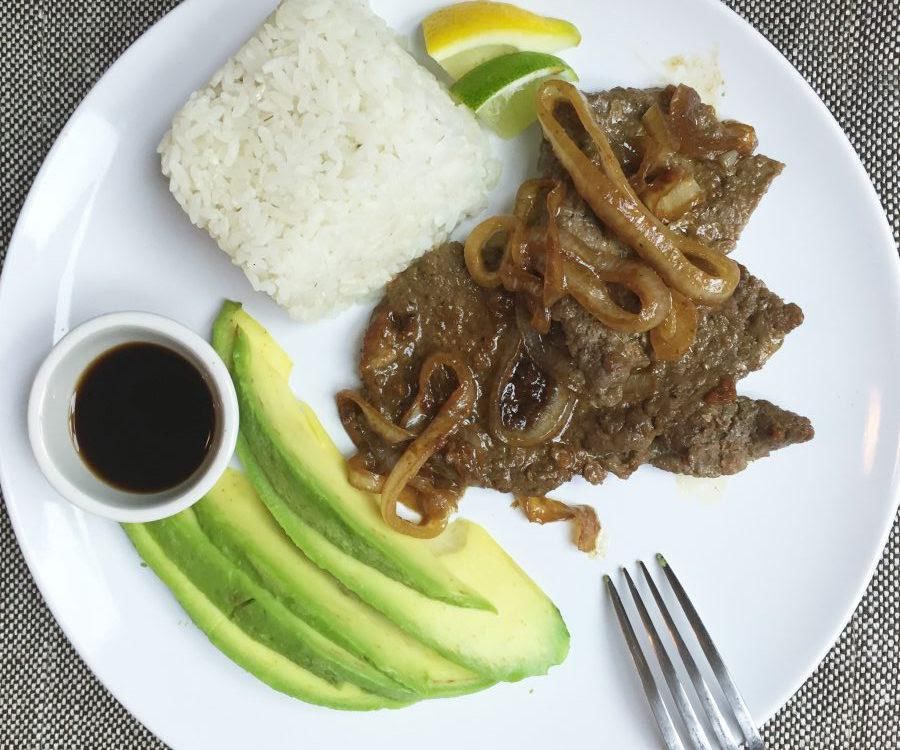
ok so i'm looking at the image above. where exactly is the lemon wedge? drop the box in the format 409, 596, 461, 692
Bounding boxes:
450, 51, 577, 138
423, 1, 581, 80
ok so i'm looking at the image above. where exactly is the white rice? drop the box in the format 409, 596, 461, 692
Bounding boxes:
159, 0, 499, 320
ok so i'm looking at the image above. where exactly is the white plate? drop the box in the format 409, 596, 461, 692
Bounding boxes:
1, 0, 897, 748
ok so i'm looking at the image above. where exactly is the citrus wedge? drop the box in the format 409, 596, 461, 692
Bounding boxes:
423, 1, 581, 80
450, 51, 577, 138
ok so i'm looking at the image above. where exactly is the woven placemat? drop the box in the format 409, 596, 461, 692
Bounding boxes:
2, 1, 898, 748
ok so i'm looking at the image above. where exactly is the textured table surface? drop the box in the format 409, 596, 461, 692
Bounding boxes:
2, 1, 898, 748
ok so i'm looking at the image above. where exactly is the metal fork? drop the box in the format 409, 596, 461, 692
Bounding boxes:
605, 554, 765, 750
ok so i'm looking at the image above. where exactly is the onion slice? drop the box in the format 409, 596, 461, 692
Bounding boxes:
463, 215, 522, 290
336, 389, 414, 447
514, 179, 567, 310
347, 453, 461, 522
465, 187, 672, 335
346, 453, 386, 493
535, 79, 739, 304
667, 84, 758, 159
488, 331, 577, 448
560, 230, 671, 333
379, 354, 476, 539
514, 305, 582, 393
464, 212, 552, 333
512, 495, 602, 553
649, 287, 699, 361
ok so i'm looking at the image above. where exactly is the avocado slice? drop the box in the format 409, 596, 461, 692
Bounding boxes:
126, 509, 413, 703
122, 522, 405, 711
212, 302, 492, 611
213, 300, 290, 380
240, 426, 570, 683
195, 468, 490, 697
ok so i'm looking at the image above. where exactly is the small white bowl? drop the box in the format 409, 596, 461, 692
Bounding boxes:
28, 312, 238, 523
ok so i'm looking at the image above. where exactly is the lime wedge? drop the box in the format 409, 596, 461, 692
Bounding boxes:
450, 51, 578, 138
423, 1, 581, 80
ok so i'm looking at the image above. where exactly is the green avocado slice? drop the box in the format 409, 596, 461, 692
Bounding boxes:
194, 468, 491, 697
122, 521, 405, 711
127, 509, 413, 702
240, 447, 570, 682
212, 302, 492, 611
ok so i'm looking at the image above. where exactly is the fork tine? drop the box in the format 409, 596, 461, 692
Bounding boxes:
623, 568, 714, 750
638, 561, 739, 750
604, 575, 686, 750
657, 555, 766, 750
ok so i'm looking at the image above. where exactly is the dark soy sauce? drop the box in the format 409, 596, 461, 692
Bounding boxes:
71, 342, 216, 493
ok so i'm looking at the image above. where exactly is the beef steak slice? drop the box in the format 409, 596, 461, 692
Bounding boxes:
539, 87, 784, 255
345, 85, 809, 497
650, 397, 814, 476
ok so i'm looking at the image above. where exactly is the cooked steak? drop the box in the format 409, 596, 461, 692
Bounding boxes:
348, 242, 810, 495
341, 86, 812, 498
539, 87, 785, 255
649, 397, 814, 477
554, 264, 805, 477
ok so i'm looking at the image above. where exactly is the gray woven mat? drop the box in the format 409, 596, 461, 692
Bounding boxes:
2, 1, 898, 748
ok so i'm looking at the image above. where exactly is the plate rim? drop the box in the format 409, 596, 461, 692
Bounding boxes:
1, 0, 898, 744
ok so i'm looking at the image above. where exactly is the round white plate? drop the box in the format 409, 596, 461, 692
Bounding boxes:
1, 1, 897, 748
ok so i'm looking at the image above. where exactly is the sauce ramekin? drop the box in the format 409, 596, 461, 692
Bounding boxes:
27, 312, 238, 523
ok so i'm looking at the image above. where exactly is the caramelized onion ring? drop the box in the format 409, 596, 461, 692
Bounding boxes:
380, 354, 476, 538
649, 288, 699, 361
465, 213, 552, 333
346, 453, 418, 510
514, 178, 555, 225
560, 230, 671, 333
400, 349, 474, 432
514, 179, 567, 309
667, 84, 757, 159
346, 453, 385, 493
463, 215, 523, 289
488, 332, 576, 448
466, 187, 670, 335
347, 454, 460, 521
513, 496, 602, 554
336, 390, 413, 447
502, 264, 549, 333
536, 79, 739, 303
514, 306, 582, 393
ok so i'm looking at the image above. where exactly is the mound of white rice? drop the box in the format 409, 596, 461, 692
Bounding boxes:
159, 0, 499, 320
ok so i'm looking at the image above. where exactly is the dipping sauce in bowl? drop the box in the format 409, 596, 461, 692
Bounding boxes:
28, 312, 238, 523
71, 342, 217, 493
